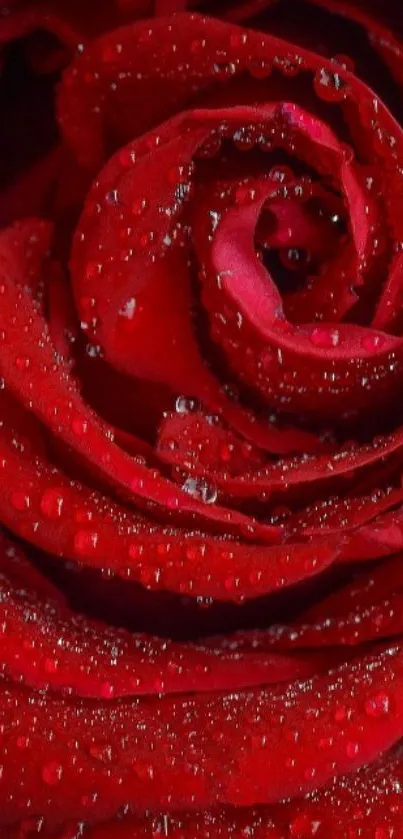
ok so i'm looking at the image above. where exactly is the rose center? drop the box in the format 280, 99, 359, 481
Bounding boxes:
255, 192, 347, 323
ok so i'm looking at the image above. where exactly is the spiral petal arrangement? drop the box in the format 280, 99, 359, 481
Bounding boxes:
0, 1, 403, 837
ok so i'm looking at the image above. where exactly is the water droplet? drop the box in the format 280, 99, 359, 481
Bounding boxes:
196, 135, 222, 159
276, 56, 302, 77
364, 692, 390, 718
261, 348, 274, 372
212, 61, 236, 79
40, 488, 65, 519
233, 128, 255, 152
168, 164, 191, 186
75, 508, 93, 524
128, 543, 143, 560
346, 741, 360, 758
229, 32, 247, 49
133, 761, 154, 781
119, 148, 136, 167
18, 818, 45, 837
118, 297, 136, 320
249, 59, 271, 79
11, 491, 30, 511
44, 657, 58, 674
235, 184, 257, 204
105, 189, 120, 205
71, 416, 88, 436
332, 53, 355, 72
42, 761, 63, 785
132, 198, 149, 216
89, 744, 112, 763
269, 165, 293, 183
334, 705, 347, 722
280, 248, 309, 271
15, 356, 31, 371
219, 442, 232, 463
375, 827, 394, 839
182, 477, 218, 504
100, 682, 115, 699
310, 327, 340, 348
361, 333, 385, 351
314, 67, 347, 101
74, 530, 99, 555
175, 396, 199, 414
102, 42, 123, 63
290, 814, 321, 837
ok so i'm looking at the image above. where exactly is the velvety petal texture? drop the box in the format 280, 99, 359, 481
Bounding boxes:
0, 0, 403, 836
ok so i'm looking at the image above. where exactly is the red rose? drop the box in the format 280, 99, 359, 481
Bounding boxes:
1, 1, 403, 837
